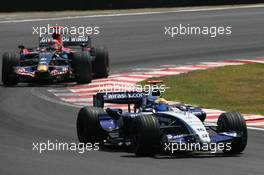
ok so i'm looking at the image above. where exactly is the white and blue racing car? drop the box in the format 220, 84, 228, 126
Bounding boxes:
76, 86, 247, 156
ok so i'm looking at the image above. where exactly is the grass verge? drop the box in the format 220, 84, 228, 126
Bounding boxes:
142, 63, 264, 115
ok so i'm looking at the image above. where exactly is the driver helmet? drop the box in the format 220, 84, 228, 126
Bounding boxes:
147, 87, 161, 103
48, 33, 62, 52
52, 32, 61, 40
154, 98, 169, 111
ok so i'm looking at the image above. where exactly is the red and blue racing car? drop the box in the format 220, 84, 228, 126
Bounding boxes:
2, 33, 109, 86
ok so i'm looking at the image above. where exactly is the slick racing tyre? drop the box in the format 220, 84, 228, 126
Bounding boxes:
72, 52, 92, 84
93, 47, 109, 78
217, 112, 247, 154
131, 115, 160, 156
2, 52, 19, 86
77, 107, 107, 144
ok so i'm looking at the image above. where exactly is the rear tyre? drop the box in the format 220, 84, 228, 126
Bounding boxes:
131, 115, 160, 156
72, 52, 92, 84
77, 107, 107, 144
217, 112, 247, 154
2, 52, 19, 86
93, 47, 109, 78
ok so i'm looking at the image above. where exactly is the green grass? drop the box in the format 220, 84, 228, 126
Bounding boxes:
142, 63, 264, 115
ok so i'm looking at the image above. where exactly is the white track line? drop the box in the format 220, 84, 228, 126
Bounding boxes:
55, 92, 96, 97
0, 4, 264, 24
238, 59, 264, 64
247, 127, 264, 131
201, 62, 245, 66
74, 80, 135, 86
54, 93, 79, 97
144, 71, 182, 75
61, 98, 93, 103
31, 88, 82, 108
48, 89, 70, 93
110, 77, 146, 82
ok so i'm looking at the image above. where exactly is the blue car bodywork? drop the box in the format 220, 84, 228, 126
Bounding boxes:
87, 91, 247, 153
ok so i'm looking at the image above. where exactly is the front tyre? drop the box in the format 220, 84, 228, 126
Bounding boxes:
131, 115, 160, 156
2, 52, 19, 86
77, 107, 107, 144
72, 52, 92, 84
217, 112, 247, 154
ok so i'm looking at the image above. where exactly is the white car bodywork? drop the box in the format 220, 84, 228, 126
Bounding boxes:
157, 109, 211, 143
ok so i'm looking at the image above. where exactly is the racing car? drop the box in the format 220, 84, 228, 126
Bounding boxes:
76, 82, 247, 156
2, 33, 109, 86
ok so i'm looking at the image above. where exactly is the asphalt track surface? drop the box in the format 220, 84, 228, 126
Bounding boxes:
0, 7, 264, 175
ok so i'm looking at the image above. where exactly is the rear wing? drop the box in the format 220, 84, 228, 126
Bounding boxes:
39, 35, 91, 47
93, 92, 145, 108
